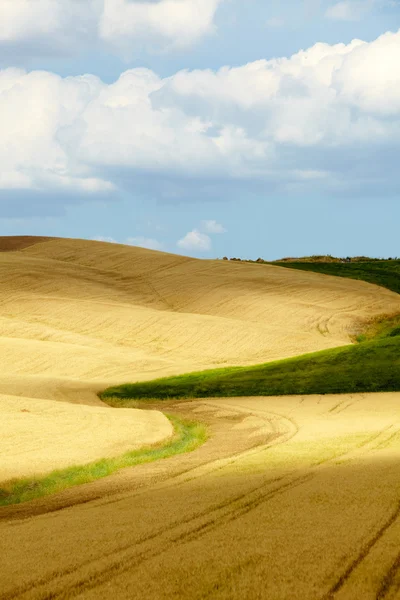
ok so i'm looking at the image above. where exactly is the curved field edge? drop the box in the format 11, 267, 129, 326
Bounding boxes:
0, 415, 207, 507
270, 260, 400, 295
100, 332, 400, 401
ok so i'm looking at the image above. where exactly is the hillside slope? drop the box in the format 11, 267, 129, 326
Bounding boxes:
273, 259, 400, 295
1, 235, 400, 479
2, 236, 400, 392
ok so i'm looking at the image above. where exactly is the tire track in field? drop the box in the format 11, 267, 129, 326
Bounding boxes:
328, 395, 360, 414
11, 413, 399, 600
191, 555, 265, 600
318, 423, 400, 599
152, 419, 400, 600
376, 551, 400, 599
374, 428, 400, 451
320, 500, 400, 600
1, 410, 300, 600
4, 405, 400, 600
9, 473, 316, 600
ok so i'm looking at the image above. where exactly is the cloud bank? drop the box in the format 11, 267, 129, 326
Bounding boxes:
1, 28, 400, 215
0, 0, 224, 60
100, 0, 223, 58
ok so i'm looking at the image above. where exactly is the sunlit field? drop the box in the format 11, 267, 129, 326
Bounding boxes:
1, 236, 400, 600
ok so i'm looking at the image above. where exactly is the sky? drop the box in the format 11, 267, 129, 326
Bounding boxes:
0, 0, 399, 260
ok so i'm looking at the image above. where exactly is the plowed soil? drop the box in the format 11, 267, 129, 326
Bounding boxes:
1, 236, 400, 599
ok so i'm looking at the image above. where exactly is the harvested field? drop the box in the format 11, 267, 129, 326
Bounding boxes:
0, 393, 173, 481
2, 236, 400, 599
1, 237, 399, 388
2, 393, 400, 599
0, 235, 56, 252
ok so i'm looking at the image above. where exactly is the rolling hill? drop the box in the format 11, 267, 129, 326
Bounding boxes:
1, 235, 400, 479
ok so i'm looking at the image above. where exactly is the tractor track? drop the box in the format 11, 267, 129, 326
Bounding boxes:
4, 399, 400, 600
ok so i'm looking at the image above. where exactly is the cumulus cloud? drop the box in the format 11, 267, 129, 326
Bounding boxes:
0, 0, 223, 60
176, 220, 225, 253
0, 0, 99, 57
177, 230, 212, 252
99, 0, 223, 58
0, 68, 115, 196
201, 220, 226, 233
1, 28, 400, 213
0, 0, 63, 41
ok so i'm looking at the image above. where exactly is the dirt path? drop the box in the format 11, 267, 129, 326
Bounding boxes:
2, 392, 400, 600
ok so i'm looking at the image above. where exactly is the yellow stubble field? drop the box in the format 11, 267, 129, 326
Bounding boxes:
1, 236, 400, 599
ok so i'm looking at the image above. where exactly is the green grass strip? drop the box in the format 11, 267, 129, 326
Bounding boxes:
356, 313, 400, 343
271, 260, 400, 296
0, 415, 207, 507
100, 334, 400, 402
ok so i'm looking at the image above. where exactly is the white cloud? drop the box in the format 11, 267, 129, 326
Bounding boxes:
201, 220, 226, 233
177, 230, 212, 252
0, 0, 99, 53
325, 0, 375, 20
0, 0, 223, 60
0, 68, 115, 194
176, 220, 225, 254
1, 28, 400, 208
99, 0, 223, 59
0, 0, 62, 41
125, 236, 163, 250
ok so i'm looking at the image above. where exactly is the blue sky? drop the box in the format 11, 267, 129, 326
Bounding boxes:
0, 0, 399, 259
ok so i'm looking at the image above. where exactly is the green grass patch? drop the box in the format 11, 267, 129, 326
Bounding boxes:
0, 415, 207, 507
100, 261, 400, 419
271, 260, 400, 295
355, 313, 400, 343
100, 256, 400, 403
100, 331, 400, 402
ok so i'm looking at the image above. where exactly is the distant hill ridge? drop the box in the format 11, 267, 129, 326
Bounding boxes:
275, 255, 399, 263
218, 254, 400, 296
221, 255, 398, 263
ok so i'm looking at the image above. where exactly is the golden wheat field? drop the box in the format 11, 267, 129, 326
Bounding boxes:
1, 236, 400, 600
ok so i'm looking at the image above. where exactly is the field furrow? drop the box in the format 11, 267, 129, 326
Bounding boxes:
1, 237, 400, 599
